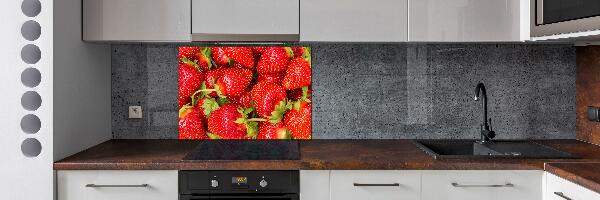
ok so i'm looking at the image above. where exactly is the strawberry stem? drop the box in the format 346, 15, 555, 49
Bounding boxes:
247, 118, 267, 122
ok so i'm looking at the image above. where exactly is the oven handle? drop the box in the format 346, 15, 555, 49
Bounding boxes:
180, 194, 299, 200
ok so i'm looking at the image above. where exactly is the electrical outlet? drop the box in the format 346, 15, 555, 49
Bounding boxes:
128, 106, 143, 119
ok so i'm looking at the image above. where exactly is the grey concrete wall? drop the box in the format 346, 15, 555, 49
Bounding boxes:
111, 43, 576, 139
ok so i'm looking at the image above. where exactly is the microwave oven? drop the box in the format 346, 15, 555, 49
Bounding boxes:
532, 0, 600, 37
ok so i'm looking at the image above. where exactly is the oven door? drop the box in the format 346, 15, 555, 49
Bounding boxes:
532, 0, 600, 37
180, 194, 299, 200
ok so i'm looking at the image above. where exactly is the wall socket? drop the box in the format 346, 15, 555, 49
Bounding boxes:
128, 106, 143, 119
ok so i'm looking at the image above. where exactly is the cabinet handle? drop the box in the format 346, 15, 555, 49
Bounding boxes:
353, 183, 400, 187
85, 184, 149, 188
553, 192, 573, 200
451, 182, 514, 188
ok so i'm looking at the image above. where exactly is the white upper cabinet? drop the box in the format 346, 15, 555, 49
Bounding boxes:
191, 0, 300, 41
82, 0, 191, 42
409, 0, 530, 42
300, 0, 408, 42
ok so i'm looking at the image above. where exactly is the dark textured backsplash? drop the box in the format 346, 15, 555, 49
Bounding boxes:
112, 43, 576, 139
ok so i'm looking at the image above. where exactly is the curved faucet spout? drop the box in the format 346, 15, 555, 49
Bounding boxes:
474, 82, 494, 142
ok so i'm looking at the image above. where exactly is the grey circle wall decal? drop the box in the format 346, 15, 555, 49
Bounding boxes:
21, 68, 41, 88
21, 44, 41, 64
21, 0, 41, 17
21, 138, 42, 157
21, 91, 42, 111
21, 114, 41, 134
21, 20, 41, 41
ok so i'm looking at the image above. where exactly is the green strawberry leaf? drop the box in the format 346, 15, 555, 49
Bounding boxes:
181, 56, 201, 71
293, 100, 301, 111
216, 97, 229, 106
302, 47, 312, 64
207, 132, 221, 139
278, 128, 292, 139
267, 100, 290, 124
243, 107, 254, 115
234, 118, 246, 124
200, 47, 213, 69
201, 98, 220, 117
284, 47, 293, 59
245, 121, 259, 138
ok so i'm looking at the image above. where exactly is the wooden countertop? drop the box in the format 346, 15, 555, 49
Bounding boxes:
545, 162, 600, 194
54, 139, 600, 170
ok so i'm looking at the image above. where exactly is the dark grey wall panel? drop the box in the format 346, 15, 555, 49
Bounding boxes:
111, 43, 576, 139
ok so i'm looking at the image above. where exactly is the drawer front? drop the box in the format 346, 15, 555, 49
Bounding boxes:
57, 170, 178, 200
191, 0, 299, 35
546, 173, 600, 200
330, 170, 421, 200
422, 170, 543, 200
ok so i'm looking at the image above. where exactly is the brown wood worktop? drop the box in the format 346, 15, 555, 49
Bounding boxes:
54, 139, 600, 171
545, 162, 600, 194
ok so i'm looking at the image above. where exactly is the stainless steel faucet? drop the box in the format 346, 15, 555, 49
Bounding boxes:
474, 83, 495, 143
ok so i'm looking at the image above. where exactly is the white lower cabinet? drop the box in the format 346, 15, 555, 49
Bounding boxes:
300, 170, 331, 200
57, 170, 178, 200
545, 172, 600, 200
330, 170, 421, 200
422, 170, 543, 200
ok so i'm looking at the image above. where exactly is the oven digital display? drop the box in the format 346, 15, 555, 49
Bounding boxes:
232, 177, 248, 185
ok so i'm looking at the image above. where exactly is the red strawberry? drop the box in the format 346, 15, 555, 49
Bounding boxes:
288, 87, 312, 101
251, 81, 288, 122
252, 46, 268, 55
195, 47, 213, 72
257, 122, 290, 140
195, 97, 220, 118
282, 56, 311, 90
224, 47, 254, 69
200, 68, 252, 98
257, 73, 284, 85
178, 106, 207, 139
292, 47, 305, 58
207, 104, 261, 139
230, 90, 252, 108
215, 68, 253, 97
178, 62, 204, 108
257, 47, 293, 74
284, 101, 311, 139
211, 47, 231, 66
179, 47, 200, 65
201, 68, 225, 98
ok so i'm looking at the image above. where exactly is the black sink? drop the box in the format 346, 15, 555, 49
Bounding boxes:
413, 140, 576, 160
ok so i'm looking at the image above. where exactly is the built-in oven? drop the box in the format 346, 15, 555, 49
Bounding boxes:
532, 0, 600, 37
179, 171, 299, 200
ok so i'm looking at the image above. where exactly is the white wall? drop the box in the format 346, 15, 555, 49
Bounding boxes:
0, 0, 54, 199
53, 0, 111, 161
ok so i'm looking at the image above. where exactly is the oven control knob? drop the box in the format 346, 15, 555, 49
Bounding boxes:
211, 179, 219, 188
259, 179, 268, 188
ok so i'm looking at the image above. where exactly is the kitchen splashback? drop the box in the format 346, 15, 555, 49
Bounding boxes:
112, 43, 576, 139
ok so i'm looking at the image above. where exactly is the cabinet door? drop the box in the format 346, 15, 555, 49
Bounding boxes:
409, 0, 529, 42
422, 170, 543, 200
300, 0, 408, 42
545, 172, 600, 200
300, 170, 330, 200
57, 170, 178, 200
191, 0, 299, 41
330, 170, 420, 200
82, 0, 191, 41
